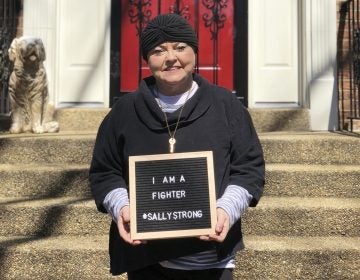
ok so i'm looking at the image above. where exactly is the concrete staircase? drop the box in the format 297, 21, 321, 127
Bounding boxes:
0, 109, 359, 279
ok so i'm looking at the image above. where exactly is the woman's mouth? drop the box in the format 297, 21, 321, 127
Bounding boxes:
164, 66, 181, 71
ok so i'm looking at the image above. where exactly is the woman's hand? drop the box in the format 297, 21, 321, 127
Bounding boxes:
117, 205, 146, 245
199, 208, 230, 242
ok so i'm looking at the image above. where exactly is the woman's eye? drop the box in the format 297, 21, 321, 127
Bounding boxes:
151, 49, 165, 55
176, 45, 187, 51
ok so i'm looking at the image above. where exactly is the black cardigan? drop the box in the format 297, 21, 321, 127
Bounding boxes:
89, 74, 265, 275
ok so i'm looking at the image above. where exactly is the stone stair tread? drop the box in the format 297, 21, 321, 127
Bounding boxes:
0, 131, 357, 141
264, 163, 360, 198
0, 131, 354, 139
244, 235, 360, 251
0, 196, 93, 207
259, 131, 360, 139
0, 163, 89, 170
1, 161, 359, 170
0, 235, 107, 250
2, 162, 360, 170
0, 131, 96, 139
256, 196, 360, 209
266, 163, 360, 171
1, 234, 358, 252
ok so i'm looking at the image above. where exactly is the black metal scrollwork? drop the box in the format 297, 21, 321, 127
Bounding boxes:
202, 0, 228, 84
128, 0, 152, 36
0, 0, 21, 115
353, 28, 360, 86
202, 0, 227, 40
128, 0, 152, 84
169, 0, 190, 20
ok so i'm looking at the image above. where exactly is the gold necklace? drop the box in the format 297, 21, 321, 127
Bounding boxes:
155, 83, 194, 153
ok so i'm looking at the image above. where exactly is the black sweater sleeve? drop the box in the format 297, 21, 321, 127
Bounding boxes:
227, 96, 265, 206
89, 108, 127, 213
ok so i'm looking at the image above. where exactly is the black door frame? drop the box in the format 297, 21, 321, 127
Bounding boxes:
109, 0, 248, 107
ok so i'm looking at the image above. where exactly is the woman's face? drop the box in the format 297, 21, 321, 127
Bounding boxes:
147, 42, 196, 95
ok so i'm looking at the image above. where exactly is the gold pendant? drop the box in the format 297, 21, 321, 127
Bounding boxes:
169, 137, 176, 153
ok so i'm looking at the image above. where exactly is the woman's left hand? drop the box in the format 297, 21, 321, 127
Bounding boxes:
199, 208, 230, 242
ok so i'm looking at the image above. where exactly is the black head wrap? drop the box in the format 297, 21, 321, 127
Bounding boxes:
141, 13, 198, 61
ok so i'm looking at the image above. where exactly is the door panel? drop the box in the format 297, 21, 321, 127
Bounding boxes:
249, 0, 299, 107
58, 0, 109, 104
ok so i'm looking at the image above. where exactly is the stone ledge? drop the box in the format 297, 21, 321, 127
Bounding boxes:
52, 108, 311, 133
249, 108, 310, 132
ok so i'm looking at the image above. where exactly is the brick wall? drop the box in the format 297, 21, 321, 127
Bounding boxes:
337, 0, 360, 131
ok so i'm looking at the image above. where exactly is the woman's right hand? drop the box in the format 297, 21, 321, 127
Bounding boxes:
117, 205, 146, 245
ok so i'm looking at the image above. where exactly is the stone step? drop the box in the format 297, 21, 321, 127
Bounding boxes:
1, 196, 359, 237
0, 132, 95, 164
264, 164, 360, 198
237, 235, 360, 280
0, 197, 110, 236
0, 235, 122, 280
1, 132, 360, 165
54, 108, 109, 132
0, 164, 91, 198
248, 108, 310, 132
260, 132, 360, 165
53, 108, 311, 133
1, 163, 359, 199
0, 235, 358, 279
242, 196, 360, 237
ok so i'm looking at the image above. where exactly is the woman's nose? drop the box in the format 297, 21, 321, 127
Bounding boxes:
165, 49, 177, 61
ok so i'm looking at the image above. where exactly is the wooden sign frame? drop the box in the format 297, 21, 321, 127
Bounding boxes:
129, 151, 217, 240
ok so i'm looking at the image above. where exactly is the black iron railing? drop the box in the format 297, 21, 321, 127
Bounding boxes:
0, 0, 21, 116
338, 0, 360, 131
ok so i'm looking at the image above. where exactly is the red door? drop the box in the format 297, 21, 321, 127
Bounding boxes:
110, 0, 246, 103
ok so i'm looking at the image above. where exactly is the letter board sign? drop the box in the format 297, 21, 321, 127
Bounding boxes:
129, 151, 217, 240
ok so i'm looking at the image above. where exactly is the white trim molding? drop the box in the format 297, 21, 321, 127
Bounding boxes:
305, 0, 338, 130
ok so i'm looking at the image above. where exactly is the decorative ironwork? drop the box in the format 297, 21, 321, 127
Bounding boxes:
338, 0, 360, 131
0, 0, 21, 116
202, 0, 228, 84
202, 0, 227, 40
353, 28, 360, 84
128, 0, 152, 84
128, 0, 152, 36
169, 0, 190, 20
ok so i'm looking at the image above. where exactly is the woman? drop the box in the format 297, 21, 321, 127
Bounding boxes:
89, 13, 265, 280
